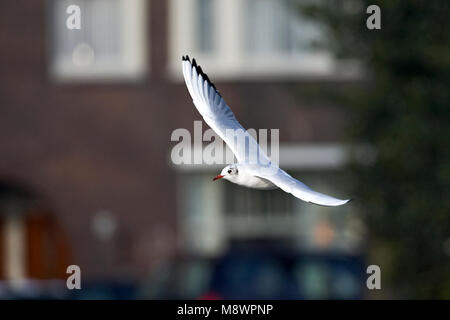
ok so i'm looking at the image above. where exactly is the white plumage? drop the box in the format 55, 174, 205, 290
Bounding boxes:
182, 56, 351, 207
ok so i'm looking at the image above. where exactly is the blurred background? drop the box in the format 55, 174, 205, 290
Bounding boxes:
0, 0, 448, 299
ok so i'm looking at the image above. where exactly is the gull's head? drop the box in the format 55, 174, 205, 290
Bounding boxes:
213, 164, 238, 181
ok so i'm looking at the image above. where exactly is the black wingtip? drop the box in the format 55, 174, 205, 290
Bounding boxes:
184, 56, 221, 96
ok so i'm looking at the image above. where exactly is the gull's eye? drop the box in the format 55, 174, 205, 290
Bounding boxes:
228, 170, 232, 174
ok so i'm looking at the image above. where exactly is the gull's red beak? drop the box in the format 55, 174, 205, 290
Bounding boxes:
213, 174, 224, 181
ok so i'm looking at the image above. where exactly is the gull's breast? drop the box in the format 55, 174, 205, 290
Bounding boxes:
236, 174, 278, 190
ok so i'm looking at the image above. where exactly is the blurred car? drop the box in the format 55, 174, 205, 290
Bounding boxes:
0, 279, 138, 300
142, 241, 366, 300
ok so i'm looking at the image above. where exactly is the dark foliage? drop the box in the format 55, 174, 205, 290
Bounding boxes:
300, 0, 450, 298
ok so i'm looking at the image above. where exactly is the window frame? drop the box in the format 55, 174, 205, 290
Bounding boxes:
168, 0, 362, 81
173, 144, 363, 255
47, 0, 148, 82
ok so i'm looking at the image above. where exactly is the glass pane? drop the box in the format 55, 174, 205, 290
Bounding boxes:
197, 0, 215, 53
224, 181, 294, 217
51, 0, 121, 65
244, 0, 324, 56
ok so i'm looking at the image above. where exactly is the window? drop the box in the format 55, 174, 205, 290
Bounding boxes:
244, 0, 321, 56
48, 0, 147, 82
197, 0, 215, 53
169, 0, 360, 79
175, 144, 364, 256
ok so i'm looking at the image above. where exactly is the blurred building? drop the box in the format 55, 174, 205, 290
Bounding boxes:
0, 0, 365, 298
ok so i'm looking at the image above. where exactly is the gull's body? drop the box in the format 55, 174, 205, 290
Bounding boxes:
224, 163, 277, 190
181, 56, 351, 206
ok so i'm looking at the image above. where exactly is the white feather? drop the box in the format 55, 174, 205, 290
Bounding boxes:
181, 56, 351, 206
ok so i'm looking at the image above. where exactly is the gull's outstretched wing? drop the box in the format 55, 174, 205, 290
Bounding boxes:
182, 56, 350, 207
182, 56, 270, 165
254, 167, 351, 206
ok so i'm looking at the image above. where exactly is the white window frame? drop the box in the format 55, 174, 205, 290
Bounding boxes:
173, 144, 365, 256
171, 143, 351, 172
2, 214, 27, 282
48, 0, 148, 82
168, 0, 362, 81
